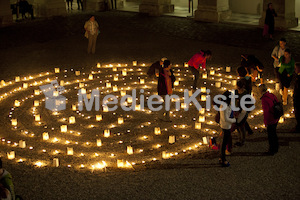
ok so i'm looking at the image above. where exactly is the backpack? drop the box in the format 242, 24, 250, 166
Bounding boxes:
266, 94, 284, 119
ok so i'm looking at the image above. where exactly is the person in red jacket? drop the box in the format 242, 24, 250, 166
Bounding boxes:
188, 50, 212, 90
259, 84, 279, 155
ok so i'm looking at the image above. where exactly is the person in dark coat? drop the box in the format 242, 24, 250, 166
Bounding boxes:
157, 60, 175, 122
147, 57, 167, 78
264, 3, 277, 40
241, 54, 264, 84
293, 63, 300, 133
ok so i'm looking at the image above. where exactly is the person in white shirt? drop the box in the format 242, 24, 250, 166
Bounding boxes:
84, 16, 99, 54
271, 38, 287, 82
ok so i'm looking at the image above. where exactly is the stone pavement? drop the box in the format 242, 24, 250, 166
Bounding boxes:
0, 11, 299, 200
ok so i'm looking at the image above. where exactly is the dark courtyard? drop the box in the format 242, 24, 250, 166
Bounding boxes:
0, 10, 299, 200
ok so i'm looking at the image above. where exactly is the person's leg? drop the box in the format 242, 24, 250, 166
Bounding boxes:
189, 66, 199, 90
70, 0, 73, 9
274, 67, 280, 83
67, 1, 70, 10
245, 121, 253, 135
220, 129, 230, 162
87, 35, 93, 54
273, 123, 279, 153
283, 87, 288, 104
267, 125, 273, 153
91, 34, 97, 54
267, 123, 278, 154
295, 101, 300, 132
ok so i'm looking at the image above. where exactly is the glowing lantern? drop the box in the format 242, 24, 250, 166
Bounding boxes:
72, 104, 77, 111
133, 61, 137, 66
34, 89, 40, 95
202, 136, 209, 145
226, 66, 231, 72
19, 140, 26, 148
188, 90, 193, 96
54, 68, 60, 73
275, 83, 280, 91
114, 76, 118, 81
154, 127, 161, 135
15, 76, 20, 82
106, 82, 111, 88
279, 117, 284, 123
113, 85, 118, 92
96, 139, 102, 147
53, 158, 59, 167
232, 80, 237, 86
11, 119, 17, 126
7, 151, 15, 160
67, 147, 73, 155
1, 80, 5, 86
61, 125, 67, 133
215, 82, 221, 88
127, 146, 133, 154
104, 129, 110, 137
34, 100, 39, 107
169, 136, 175, 144
198, 116, 205, 122
184, 62, 189, 67
60, 80, 65, 86
103, 106, 109, 112
199, 108, 205, 114
201, 95, 206, 101
122, 70, 127, 76
117, 159, 124, 168
118, 117, 124, 124
87, 93, 91, 99
43, 132, 49, 140
69, 116, 75, 124
202, 73, 208, 79
35, 114, 41, 122
140, 79, 145, 84
195, 122, 202, 129
135, 104, 141, 111
201, 87, 206, 93
113, 67, 117, 71
79, 82, 84, 88
88, 74, 93, 80
162, 151, 169, 159
127, 97, 133, 103
96, 115, 102, 121
181, 103, 187, 109
75, 71, 80, 76
174, 81, 179, 86
120, 91, 126, 96
97, 63, 101, 68
80, 88, 86, 94
23, 83, 28, 89
53, 90, 59, 97
14, 100, 20, 107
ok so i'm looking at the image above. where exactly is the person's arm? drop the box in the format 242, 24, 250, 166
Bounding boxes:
3, 176, 15, 200
220, 106, 236, 124
271, 46, 278, 60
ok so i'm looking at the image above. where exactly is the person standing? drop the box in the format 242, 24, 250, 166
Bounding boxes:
0, 159, 15, 200
84, 16, 99, 54
263, 3, 277, 40
271, 38, 287, 82
147, 57, 167, 78
66, 0, 73, 10
157, 60, 175, 122
188, 50, 211, 90
278, 49, 295, 105
77, 0, 83, 10
259, 84, 279, 155
293, 63, 300, 133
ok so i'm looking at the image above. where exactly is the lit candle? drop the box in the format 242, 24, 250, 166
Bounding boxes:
54, 68, 60, 73
195, 122, 201, 129
60, 80, 65, 86
53, 90, 59, 97
7, 151, 15, 160
174, 81, 179, 86
43, 132, 49, 140
69, 116, 76, 124
75, 71, 80, 76
23, 83, 28, 89
61, 125, 67, 133
96, 115, 102, 121
72, 104, 77, 111
96, 139, 102, 147
104, 129, 110, 137
15, 76, 20, 82
106, 82, 111, 88
14, 100, 20, 107
88, 74, 93, 80
279, 117, 284, 123
114, 76, 118, 81
79, 82, 84, 88
200, 87, 206, 93
210, 70, 215, 75
133, 61, 137, 66
154, 127, 161, 135
140, 79, 145, 84
198, 116, 205, 122
232, 80, 237, 86
127, 97, 133, 103
122, 70, 127, 76
80, 88, 86, 94
188, 90, 193, 96
215, 82, 221, 88
135, 104, 141, 111
118, 117, 124, 124
34, 89, 40, 95
19, 140, 26, 148
11, 119, 17, 126
113, 67, 117, 72
35, 114, 41, 122
120, 91, 126, 96
181, 103, 187, 109
103, 106, 109, 112
127, 146, 133, 154
184, 62, 189, 67
169, 136, 175, 144
162, 151, 169, 159
33, 100, 40, 107
226, 66, 231, 72
117, 159, 124, 168
113, 85, 118, 92
202, 136, 209, 144
201, 95, 206, 101
67, 147, 73, 155
97, 63, 101, 68
1, 80, 5, 86
53, 158, 59, 167
202, 73, 208, 79
199, 108, 205, 114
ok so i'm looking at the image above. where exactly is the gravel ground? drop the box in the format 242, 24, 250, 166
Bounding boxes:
0, 11, 299, 200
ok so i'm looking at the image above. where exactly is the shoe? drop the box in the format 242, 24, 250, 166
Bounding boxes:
225, 150, 231, 156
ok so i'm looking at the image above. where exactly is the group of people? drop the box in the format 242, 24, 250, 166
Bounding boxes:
147, 42, 299, 167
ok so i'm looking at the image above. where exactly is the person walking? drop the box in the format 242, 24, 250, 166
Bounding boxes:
278, 49, 295, 105
263, 2, 277, 40
188, 50, 211, 90
157, 60, 175, 122
259, 84, 279, 155
84, 16, 99, 54
293, 63, 300, 133
271, 38, 287, 82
